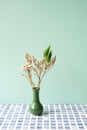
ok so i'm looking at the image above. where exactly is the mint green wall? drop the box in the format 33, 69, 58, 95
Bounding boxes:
0, 1, 87, 104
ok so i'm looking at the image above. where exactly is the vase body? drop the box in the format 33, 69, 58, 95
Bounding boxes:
29, 88, 43, 115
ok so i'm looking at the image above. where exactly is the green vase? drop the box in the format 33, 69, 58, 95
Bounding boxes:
29, 87, 43, 115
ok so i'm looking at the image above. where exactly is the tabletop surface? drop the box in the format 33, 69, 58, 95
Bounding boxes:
0, 104, 87, 130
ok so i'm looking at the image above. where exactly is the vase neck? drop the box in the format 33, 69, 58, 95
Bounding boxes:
32, 88, 40, 102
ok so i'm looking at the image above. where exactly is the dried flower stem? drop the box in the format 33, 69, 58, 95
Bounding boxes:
22, 53, 56, 88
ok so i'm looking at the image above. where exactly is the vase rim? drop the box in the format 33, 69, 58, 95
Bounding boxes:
32, 87, 40, 90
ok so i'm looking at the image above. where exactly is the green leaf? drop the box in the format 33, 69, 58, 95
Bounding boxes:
43, 45, 51, 58
46, 50, 52, 63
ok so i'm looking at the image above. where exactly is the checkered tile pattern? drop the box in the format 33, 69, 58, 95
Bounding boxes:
0, 104, 87, 130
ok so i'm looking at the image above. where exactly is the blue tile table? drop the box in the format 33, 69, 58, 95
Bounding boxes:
0, 104, 87, 130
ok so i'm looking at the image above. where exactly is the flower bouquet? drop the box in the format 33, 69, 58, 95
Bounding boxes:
22, 45, 56, 115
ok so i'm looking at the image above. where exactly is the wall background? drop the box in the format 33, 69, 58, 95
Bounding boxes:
0, 0, 87, 104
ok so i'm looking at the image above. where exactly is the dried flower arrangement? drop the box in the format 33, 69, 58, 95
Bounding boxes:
22, 45, 56, 88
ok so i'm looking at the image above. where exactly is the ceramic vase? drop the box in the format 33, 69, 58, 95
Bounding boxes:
29, 88, 43, 115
